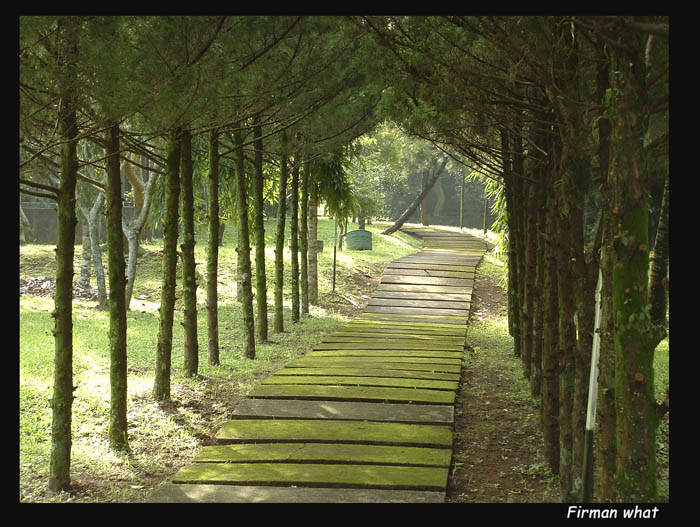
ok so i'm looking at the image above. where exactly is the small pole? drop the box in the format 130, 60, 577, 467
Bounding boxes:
581, 268, 603, 502
332, 217, 337, 292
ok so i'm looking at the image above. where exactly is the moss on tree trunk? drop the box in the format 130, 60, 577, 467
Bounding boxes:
290, 161, 300, 323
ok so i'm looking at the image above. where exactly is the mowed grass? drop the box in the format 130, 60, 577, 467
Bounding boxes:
19, 217, 423, 502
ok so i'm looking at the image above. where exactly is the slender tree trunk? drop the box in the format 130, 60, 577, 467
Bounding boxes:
556, 180, 577, 502
234, 125, 255, 359
79, 193, 107, 308
105, 122, 128, 452
252, 117, 268, 341
207, 129, 220, 365
48, 19, 78, 492
300, 157, 309, 315
122, 159, 157, 310
420, 171, 430, 225
153, 129, 181, 401
274, 132, 288, 333
500, 128, 521, 358
521, 176, 539, 380
308, 177, 319, 305
382, 158, 448, 235
290, 160, 300, 323
180, 130, 198, 377
541, 179, 560, 475
79, 222, 91, 287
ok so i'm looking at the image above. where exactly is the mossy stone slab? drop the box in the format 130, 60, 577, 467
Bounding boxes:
147, 483, 446, 503
364, 305, 470, 317
313, 341, 464, 351
274, 367, 461, 381
286, 358, 462, 374
262, 375, 458, 391
232, 399, 454, 424
215, 419, 453, 448
325, 333, 465, 343
249, 383, 455, 404
306, 349, 463, 359
367, 297, 470, 310
380, 275, 473, 287
194, 442, 452, 467
172, 462, 449, 491
359, 313, 467, 325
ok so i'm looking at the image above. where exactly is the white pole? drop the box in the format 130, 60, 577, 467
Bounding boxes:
582, 267, 603, 501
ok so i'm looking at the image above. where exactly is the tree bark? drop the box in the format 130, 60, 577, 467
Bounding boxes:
300, 157, 309, 315
234, 125, 256, 359
252, 117, 268, 342
79, 220, 91, 287
419, 171, 430, 225
48, 18, 79, 493
307, 176, 319, 305
153, 129, 181, 401
79, 193, 107, 309
274, 132, 289, 333
105, 122, 128, 452
180, 130, 198, 376
382, 157, 448, 235
541, 179, 560, 476
609, 43, 660, 502
207, 129, 220, 365
290, 160, 300, 323
122, 158, 157, 309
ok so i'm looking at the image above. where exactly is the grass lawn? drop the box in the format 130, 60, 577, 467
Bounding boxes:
19, 217, 423, 502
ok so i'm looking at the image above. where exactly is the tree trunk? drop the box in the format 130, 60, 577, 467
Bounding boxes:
541, 181, 560, 475
300, 157, 309, 315
609, 44, 660, 502
48, 19, 78, 492
382, 157, 448, 235
234, 125, 256, 359
79, 221, 91, 287
252, 117, 268, 342
122, 158, 157, 310
307, 177, 319, 305
153, 129, 181, 401
105, 122, 128, 452
207, 129, 220, 366
180, 130, 198, 377
420, 171, 430, 225
290, 160, 300, 323
79, 193, 107, 309
274, 132, 289, 333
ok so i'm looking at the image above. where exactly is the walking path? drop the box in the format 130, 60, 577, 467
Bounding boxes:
149, 227, 487, 502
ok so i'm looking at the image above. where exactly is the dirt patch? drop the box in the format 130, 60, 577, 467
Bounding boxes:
20, 276, 102, 302
445, 257, 559, 503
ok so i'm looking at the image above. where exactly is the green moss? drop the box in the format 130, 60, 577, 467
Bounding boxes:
215, 419, 453, 447
195, 442, 452, 467
249, 383, 455, 404
172, 462, 449, 490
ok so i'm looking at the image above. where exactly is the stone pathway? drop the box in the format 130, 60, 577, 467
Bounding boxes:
148, 227, 487, 502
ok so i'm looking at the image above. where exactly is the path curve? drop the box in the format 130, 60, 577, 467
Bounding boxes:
149, 227, 487, 502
